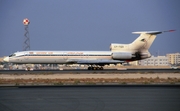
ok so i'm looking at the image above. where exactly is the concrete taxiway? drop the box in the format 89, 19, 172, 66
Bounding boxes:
0, 68, 180, 74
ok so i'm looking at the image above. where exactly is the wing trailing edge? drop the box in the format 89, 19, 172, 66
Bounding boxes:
66, 59, 124, 65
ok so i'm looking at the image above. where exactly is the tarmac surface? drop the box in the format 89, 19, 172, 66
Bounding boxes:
0, 68, 180, 74
0, 85, 180, 111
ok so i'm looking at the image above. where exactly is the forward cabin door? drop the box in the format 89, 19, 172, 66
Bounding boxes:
24, 52, 29, 62
63, 52, 68, 63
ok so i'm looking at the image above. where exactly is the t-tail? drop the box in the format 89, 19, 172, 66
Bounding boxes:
110, 30, 175, 60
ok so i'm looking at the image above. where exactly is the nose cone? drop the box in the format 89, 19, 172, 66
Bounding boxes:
3, 57, 9, 62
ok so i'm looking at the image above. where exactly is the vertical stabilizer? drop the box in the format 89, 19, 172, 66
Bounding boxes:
110, 30, 174, 52
130, 32, 156, 51
130, 30, 175, 51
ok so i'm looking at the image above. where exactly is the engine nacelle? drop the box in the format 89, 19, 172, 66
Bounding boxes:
112, 52, 132, 60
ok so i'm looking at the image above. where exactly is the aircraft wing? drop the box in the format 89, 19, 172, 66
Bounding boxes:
66, 59, 124, 65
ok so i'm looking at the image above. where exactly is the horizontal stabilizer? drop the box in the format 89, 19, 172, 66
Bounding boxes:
132, 30, 175, 35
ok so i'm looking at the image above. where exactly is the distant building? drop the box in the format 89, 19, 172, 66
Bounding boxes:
129, 61, 139, 66
166, 53, 180, 65
139, 55, 169, 66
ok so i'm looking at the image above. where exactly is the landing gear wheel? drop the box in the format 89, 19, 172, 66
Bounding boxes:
87, 66, 104, 70
88, 67, 92, 70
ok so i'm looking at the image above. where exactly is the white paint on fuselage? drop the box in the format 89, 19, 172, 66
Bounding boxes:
8, 51, 114, 64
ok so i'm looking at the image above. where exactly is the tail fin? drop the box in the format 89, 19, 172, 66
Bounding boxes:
130, 30, 175, 51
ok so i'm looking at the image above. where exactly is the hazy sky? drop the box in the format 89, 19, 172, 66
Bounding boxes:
0, 0, 180, 56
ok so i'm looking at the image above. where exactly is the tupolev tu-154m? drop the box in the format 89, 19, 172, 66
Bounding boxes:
3, 30, 174, 70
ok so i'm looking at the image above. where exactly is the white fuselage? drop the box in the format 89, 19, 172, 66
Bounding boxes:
7, 51, 113, 64
4, 50, 149, 64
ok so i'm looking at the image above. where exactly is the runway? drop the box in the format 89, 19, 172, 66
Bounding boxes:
0, 85, 180, 111
0, 68, 180, 74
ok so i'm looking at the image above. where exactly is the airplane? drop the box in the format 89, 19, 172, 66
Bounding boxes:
3, 30, 174, 70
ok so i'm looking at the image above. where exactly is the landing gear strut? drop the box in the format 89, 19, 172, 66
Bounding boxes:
88, 66, 104, 70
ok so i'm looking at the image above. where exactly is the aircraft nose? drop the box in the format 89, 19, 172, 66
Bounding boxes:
3, 57, 9, 62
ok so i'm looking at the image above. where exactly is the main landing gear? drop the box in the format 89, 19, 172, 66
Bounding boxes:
87, 66, 104, 70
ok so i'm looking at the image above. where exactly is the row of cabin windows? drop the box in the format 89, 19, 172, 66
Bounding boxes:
24, 54, 111, 56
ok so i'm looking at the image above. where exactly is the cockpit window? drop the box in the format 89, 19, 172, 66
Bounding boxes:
9, 54, 16, 57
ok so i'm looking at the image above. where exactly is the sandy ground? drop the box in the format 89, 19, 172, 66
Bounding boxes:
1, 73, 180, 79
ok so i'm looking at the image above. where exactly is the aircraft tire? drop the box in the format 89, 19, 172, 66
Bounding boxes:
88, 66, 104, 70
100, 67, 103, 70
88, 67, 93, 70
